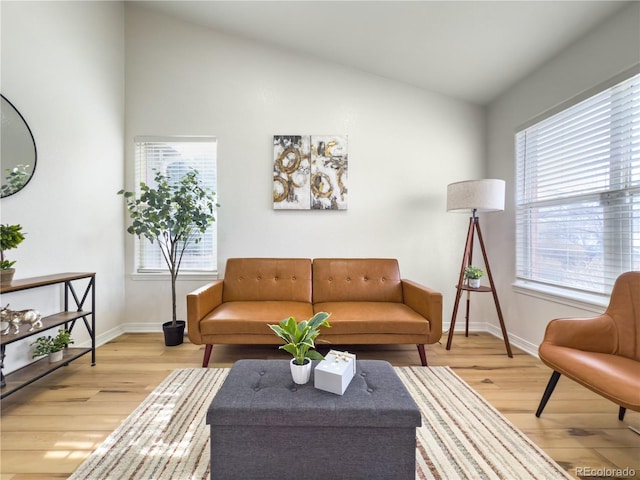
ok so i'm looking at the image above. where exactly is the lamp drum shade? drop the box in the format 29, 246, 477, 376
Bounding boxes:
447, 179, 505, 212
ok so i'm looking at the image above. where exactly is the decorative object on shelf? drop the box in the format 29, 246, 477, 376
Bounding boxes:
1, 94, 37, 198
314, 349, 356, 395
446, 179, 512, 357
0, 224, 26, 286
464, 266, 484, 288
30, 327, 73, 363
0, 305, 42, 335
273, 135, 348, 210
118, 169, 217, 346
267, 311, 331, 384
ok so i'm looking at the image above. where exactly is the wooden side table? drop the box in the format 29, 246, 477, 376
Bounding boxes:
447, 281, 513, 357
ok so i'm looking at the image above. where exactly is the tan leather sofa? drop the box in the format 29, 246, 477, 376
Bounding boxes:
536, 271, 640, 421
187, 258, 443, 367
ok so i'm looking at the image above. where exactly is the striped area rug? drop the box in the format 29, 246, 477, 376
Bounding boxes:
69, 366, 571, 480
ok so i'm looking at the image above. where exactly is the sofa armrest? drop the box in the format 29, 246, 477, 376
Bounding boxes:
541, 314, 617, 353
401, 279, 443, 343
186, 280, 224, 345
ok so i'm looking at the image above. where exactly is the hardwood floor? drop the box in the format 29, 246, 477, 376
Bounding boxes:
1, 332, 638, 479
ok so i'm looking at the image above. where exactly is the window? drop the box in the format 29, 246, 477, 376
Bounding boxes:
516, 71, 640, 297
134, 136, 217, 274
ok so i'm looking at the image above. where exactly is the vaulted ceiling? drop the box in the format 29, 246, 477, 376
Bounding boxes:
136, 0, 630, 105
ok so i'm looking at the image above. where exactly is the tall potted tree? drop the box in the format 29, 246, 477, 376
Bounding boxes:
118, 169, 217, 346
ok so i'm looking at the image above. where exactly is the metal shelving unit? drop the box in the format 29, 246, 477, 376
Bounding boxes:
0, 272, 95, 399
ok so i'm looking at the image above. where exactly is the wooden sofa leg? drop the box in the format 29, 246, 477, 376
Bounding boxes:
416, 344, 428, 366
619, 406, 627, 421
536, 370, 561, 417
202, 344, 213, 368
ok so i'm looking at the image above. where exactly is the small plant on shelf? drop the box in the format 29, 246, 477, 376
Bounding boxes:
31, 328, 74, 360
464, 265, 484, 288
0, 224, 26, 285
464, 266, 484, 280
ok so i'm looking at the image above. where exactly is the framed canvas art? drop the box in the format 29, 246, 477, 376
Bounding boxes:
273, 134, 348, 210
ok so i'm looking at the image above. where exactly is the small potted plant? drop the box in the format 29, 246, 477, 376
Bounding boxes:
464, 265, 484, 288
31, 328, 74, 363
0, 224, 26, 286
268, 311, 331, 384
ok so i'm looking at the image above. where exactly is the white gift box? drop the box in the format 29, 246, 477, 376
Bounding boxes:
314, 350, 356, 395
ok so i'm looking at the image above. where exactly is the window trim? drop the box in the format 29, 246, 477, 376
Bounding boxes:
517, 65, 640, 133
131, 135, 218, 276
130, 271, 218, 281
512, 279, 608, 314
514, 64, 640, 301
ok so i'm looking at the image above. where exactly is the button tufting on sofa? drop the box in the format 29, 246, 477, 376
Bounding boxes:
187, 258, 443, 367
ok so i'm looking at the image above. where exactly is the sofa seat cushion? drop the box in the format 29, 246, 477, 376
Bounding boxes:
200, 301, 315, 336
539, 345, 640, 409
314, 302, 429, 335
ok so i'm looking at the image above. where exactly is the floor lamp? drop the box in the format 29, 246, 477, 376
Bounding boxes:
445, 179, 513, 357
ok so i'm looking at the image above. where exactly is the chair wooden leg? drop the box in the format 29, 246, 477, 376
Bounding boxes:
416, 344, 428, 366
202, 344, 213, 368
536, 371, 561, 417
619, 406, 627, 421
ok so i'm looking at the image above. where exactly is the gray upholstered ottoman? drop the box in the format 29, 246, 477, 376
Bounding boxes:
206, 359, 421, 480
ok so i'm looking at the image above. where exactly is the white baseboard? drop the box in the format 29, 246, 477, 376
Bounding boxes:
485, 323, 539, 358
75, 322, 184, 350
122, 323, 165, 333
446, 321, 539, 358
88, 323, 539, 359
75, 325, 126, 349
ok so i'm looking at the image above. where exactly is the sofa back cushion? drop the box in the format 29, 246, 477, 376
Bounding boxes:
313, 258, 403, 303
223, 258, 313, 303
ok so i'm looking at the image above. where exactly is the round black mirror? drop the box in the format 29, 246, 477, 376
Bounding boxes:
1, 94, 37, 198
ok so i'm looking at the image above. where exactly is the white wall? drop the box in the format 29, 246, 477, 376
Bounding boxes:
124, 5, 485, 331
2, 2, 633, 368
486, 3, 640, 355
0, 1, 126, 372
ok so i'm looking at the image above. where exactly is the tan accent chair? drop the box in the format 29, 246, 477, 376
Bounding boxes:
536, 271, 640, 420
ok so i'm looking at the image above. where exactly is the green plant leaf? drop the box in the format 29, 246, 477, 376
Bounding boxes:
267, 324, 290, 343
281, 344, 298, 357
306, 350, 325, 360
283, 316, 298, 336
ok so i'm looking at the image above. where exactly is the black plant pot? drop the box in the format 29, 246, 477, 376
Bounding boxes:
162, 320, 185, 346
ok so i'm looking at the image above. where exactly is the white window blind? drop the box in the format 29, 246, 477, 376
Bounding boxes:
134, 136, 217, 273
516, 72, 640, 296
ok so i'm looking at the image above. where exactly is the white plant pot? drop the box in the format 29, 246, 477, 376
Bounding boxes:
48, 350, 64, 363
290, 358, 312, 384
468, 278, 481, 288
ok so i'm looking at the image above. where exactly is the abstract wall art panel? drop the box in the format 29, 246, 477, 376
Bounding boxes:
273, 135, 311, 210
310, 135, 348, 210
273, 134, 348, 210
